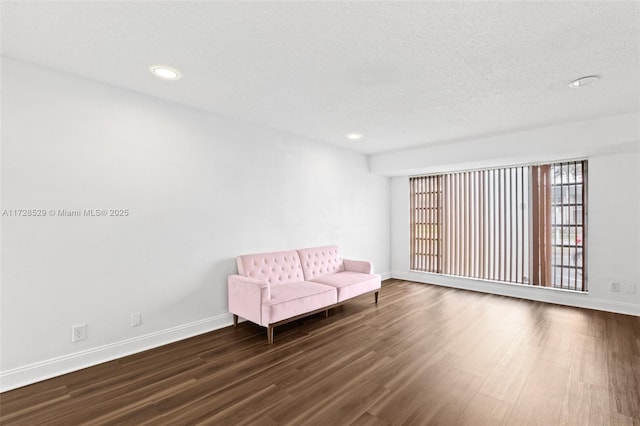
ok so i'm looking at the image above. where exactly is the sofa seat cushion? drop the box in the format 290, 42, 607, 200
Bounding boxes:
262, 282, 337, 325
310, 272, 381, 303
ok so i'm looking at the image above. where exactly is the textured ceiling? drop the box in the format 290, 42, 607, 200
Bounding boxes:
2, 1, 639, 154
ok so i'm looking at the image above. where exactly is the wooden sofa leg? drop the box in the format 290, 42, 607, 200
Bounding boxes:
233, 314, 238, 327
324, 309, 329, 318
267, 325, 274, 344
375, 291, 379, 304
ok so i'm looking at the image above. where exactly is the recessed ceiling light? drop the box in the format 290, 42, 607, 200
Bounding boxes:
150, 65, 181, 80
568, 75, 599, 88
347, 133, 363, 140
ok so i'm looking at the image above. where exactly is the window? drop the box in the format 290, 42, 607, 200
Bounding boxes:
410, 160, 587, 291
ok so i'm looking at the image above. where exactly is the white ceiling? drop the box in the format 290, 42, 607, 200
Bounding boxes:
2, 1, 639, 154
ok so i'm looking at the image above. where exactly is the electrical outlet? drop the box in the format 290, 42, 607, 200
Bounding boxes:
610, 282, 620, 292
72, 324, 87, 342
627, 283, 637, 294
131, 312, 141, 327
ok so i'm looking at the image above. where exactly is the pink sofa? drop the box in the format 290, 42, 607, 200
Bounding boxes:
228, 245, 381, 343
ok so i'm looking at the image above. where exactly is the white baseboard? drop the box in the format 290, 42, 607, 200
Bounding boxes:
391, 271, 639, 316
380, 271, 392, 280
0, 313, 233, 393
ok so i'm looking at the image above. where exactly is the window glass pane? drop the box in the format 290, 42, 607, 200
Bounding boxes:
410, 160, 586, 291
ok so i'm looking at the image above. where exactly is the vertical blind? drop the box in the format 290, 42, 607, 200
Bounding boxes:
410, 160, 587, 291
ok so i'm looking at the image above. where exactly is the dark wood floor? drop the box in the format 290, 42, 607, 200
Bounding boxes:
1, 279, 639, 425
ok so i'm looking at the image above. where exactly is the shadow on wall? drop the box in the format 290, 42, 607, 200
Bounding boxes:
145, 256, 239, 323
212, 257, 238, 309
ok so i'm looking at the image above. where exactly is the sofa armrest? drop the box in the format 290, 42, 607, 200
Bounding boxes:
343, 259, 373, 274
228, 275, 271, 326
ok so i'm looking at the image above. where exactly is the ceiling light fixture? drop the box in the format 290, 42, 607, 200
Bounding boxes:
347, 133, 363, 140
568, 75, 599, 88
150, 65, 181, 80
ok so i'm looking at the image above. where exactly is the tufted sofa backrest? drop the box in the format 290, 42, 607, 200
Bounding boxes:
236, 250, 304, 285
297, 245, 344, 280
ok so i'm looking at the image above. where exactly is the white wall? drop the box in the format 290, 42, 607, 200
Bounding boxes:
382, 115, 639, 316
0, 58, 391, 391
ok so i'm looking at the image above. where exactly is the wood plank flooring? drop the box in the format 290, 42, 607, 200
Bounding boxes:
1, 279, 639, 425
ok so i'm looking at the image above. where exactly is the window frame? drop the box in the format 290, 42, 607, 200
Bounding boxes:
409, 159, 588, 292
